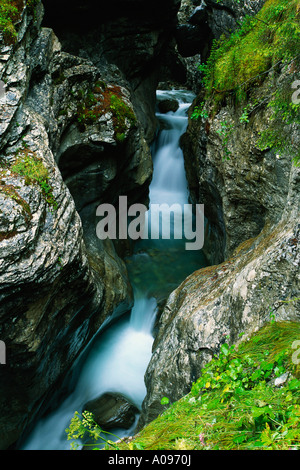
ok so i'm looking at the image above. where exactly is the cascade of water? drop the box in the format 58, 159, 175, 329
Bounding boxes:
150, 91, 193, 206
20, 89, 205, 450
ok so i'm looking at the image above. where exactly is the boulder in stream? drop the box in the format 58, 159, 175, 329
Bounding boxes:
83, 392, 139, 430
158, 99, 179, 114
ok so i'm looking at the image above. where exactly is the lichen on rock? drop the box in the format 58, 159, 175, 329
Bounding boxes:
138, 1, 300, 428
0, 1, 154, 449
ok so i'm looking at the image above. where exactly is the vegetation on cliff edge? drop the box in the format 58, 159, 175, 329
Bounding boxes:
192, 0, 300, 164
0, 144, 57, 218
66, 320, 300, 450
0, 0, 40, 44
11, 146, 57, 209
73, 81, 137, 142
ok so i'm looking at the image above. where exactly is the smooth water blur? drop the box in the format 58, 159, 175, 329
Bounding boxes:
150, 90, 194, 203
20, 89, 207, 450
130, 89, 207, 299
21, 299, 156, 450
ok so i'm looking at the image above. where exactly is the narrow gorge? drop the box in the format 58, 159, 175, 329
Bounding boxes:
0, 0, 299, 451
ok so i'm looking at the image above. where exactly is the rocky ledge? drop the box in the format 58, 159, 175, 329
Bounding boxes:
0, 2, 157, 449
138, 60, 300, 428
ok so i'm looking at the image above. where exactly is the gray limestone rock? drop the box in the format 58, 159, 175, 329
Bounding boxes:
138, 64, 300, 430
83, 392, 139, 430
139, 173, 300, 429
0, 1, 154, 449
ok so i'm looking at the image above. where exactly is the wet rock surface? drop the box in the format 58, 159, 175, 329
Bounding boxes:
0, 0, 165, 448
157, 99, 179, 114
175, 0, 265, 91
83, 392, 139, 430
138, 61, 300, 429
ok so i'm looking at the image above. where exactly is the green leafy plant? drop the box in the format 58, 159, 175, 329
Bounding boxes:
194, 0, 300, 163
65, 410, 143, 450
239, 106, 250, 124
11, 148, 57, 210
215, 120, 234, 160
105, 321, 300, 451
191, 102, 209, 120
160, 396, 170, 406
257, 80, 300, 165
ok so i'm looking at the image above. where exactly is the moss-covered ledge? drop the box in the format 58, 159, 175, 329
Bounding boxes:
66, 320, 300, 450
0, 0, 40, 44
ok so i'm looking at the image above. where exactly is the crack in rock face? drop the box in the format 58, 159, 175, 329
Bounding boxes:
0, 0, 160, 449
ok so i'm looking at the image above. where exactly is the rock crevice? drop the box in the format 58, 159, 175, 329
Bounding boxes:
138, 57, 300, 429
0, 0, 176, 448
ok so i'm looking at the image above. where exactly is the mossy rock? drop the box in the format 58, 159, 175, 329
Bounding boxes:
158, 99, 179, 114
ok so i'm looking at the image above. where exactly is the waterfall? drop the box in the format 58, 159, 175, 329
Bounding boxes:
150, 90, 193, 203
20, 89, 207, 450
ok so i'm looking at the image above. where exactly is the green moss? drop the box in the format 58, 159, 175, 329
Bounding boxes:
0, 1, 20, 44
66, 320, 300, 450
0, 0, 40, 45
74, 81, 137, 141
196, 0, 300, 163
256, 78, 300, 165
11, 147, 57, 210
109, 93, 136, 141
12, 150, 48, 184
201, 0, 300, 98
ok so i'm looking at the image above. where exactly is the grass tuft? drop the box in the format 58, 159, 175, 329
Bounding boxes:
195, 0, 300, 164
66, 321, 300, 451
0, 0, 40, 44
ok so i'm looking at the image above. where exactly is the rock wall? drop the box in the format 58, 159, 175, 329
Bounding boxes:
0, 0, 180, 448
138, 62, 300, 429
175, 0, 265, 92
41, 0, 182, 143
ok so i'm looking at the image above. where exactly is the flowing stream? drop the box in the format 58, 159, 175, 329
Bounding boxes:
20, 89, 208, 450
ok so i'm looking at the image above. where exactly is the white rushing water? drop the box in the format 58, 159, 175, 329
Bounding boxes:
21, 89, 202, 450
